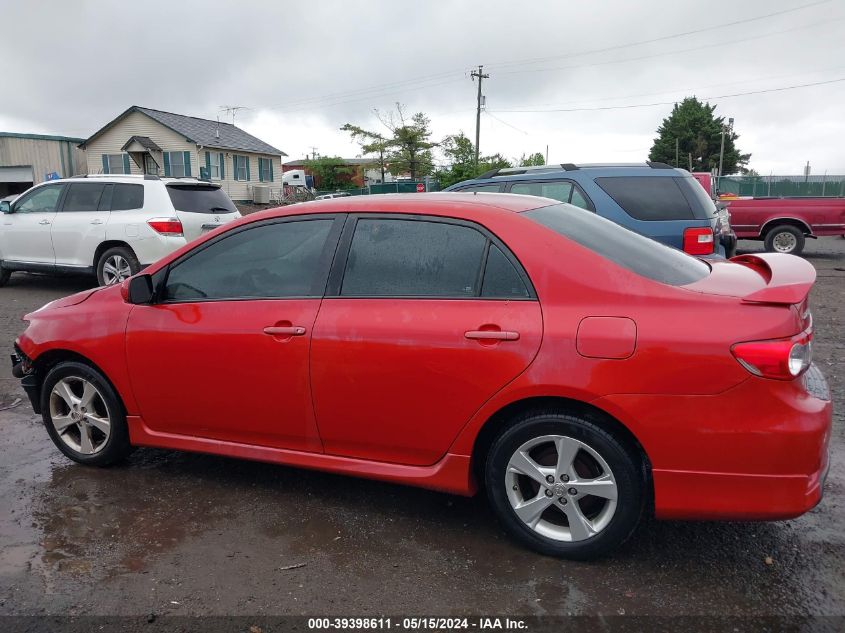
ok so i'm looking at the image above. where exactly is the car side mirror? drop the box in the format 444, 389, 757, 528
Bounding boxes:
127, 274, 154, 304
0, 201, 11, 214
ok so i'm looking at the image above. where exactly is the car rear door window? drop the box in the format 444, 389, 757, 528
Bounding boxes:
62, 183, 108, 212
164, 219, 334, 301
166, 185, 238, 214
341, 218, 487, 297
595, 177, 694, 220
569, 187, 590, 210
510, 180, 573, 203
110, 184, 144, 211
481, 244, 530, 298
455, 183, 503, 193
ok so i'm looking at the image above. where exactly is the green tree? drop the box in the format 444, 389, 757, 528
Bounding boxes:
342, 103, 437, 180
649, 97, 750, 174
437, 132, 478, 188
304, 156, 355, 191
339, 124, 390, 183
479, 153, 512, 172
519, 152, 546, 167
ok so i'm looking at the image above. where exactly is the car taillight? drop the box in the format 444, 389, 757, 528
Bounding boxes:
731, 330, 813, 380
148, 218, 183, 236
682, 227, 715, 255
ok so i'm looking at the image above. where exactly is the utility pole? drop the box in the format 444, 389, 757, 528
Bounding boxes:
471, 65, 489, 168
718, 117, 734, 181
309, 147, 318, 161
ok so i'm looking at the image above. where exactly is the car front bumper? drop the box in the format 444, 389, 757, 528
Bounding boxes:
11, 347, 40, 414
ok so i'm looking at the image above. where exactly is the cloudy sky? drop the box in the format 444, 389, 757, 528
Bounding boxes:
2, 0, 844, 174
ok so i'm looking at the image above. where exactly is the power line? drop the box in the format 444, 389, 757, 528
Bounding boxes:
489, 77, 845, 114
248, 2, 832, 114
486, 0, 832, 72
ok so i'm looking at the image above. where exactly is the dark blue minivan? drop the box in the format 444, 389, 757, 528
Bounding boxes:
444, 162, 736, 257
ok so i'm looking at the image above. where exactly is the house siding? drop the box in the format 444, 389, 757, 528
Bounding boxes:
0, 136, 86, 183
83, 111, 283, 202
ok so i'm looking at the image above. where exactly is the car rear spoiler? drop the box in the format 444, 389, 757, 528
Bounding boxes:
730, 253, 816, 305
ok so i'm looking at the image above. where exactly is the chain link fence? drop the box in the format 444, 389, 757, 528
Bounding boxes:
716, 175, 845, 198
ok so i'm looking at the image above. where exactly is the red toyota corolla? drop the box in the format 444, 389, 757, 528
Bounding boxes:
12, 193, 832, 559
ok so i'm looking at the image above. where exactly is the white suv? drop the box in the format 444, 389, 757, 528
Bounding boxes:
0, 175, 241, 287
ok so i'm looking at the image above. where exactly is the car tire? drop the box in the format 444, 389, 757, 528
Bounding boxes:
485, 410, 645, 560
764, 225, 805, 255
0, 267, 10, 287
40, 361, 133, 467
96, 246, 140, 286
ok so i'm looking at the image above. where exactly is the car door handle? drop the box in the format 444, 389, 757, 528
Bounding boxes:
465, 330, 520, 341
263, 325, 306, 336
90, 219, 104, 225
39, 219, 51, 225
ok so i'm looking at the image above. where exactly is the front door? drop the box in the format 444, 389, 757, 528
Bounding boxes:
52, 182, 110, 268
0, 183, 64, 264
311, 216, 543, 466
125, 215, 342, 451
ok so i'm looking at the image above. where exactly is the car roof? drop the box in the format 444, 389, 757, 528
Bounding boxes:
451, 163, 692, 187
246, 192, 556, 222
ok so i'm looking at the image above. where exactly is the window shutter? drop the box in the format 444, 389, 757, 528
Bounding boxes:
101, 155, 109, 174
219, 153, 225, 179
258, 158, 264, 182
246, 157, 251, 181
123, 154, 131, 174
205, 151, 211, 179
233, 155, 238, 181
270, 159, 274, 182
183, 151, 192, 177
163, 152, 171, 177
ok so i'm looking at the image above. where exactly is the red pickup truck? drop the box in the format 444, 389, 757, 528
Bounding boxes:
693, 172, 845, 255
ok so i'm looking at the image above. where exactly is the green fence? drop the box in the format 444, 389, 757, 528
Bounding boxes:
315, 181, 440, 197
716, 175, 845, 198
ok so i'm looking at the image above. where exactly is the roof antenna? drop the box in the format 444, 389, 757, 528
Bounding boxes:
219, 105, 248, 126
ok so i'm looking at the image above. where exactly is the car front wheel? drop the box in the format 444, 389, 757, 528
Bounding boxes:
40, 361, 132, 466
485, 411, 645, 559
764, 225, 805, 255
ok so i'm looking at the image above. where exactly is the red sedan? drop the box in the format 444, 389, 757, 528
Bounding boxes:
12, 193, 832, 559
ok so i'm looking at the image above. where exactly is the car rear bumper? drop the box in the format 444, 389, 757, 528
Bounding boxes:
594, 365, 833, 520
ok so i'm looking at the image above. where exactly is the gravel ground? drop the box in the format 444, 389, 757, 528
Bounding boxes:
0, 237, 842, 619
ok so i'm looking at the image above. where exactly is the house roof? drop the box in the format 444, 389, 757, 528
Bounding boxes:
284, 157, 378, 167
121, 135, 162, 152
80, 106, 286, 156
0, 131, 85, 143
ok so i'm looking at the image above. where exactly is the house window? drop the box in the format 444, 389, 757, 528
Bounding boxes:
164, 151, 191, 178
209, 152, 221, 179
234, 155, 250, 181
102, 154, 130, 174
144, 154, 159, 175
258, 157, 273, 182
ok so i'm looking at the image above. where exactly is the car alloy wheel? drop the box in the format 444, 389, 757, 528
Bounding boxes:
101, 254, 132, 285
505, 434, 618, 542
49, 376, 111, 454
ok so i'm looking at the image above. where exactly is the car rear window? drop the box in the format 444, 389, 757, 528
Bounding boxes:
523, 203, 710, 286
595, 176, 715, 221
166, 185, 238, 214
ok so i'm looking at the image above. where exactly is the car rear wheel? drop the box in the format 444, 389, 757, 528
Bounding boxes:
96, 246, 140, 286
764, 225, 805, 255
0, 267, 10, 287
485, 411, 644, 559
40, 361, 132, 466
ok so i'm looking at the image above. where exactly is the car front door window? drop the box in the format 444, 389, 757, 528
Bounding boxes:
14, 185, 64, 213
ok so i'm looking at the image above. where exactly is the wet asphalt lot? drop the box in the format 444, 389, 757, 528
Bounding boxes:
0, 239, 842, 618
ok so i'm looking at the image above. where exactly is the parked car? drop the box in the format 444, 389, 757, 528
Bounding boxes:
692, 172, 845, 255
12, 193, 830, 559
0, 175, 241, 287
444, 163, 736, 257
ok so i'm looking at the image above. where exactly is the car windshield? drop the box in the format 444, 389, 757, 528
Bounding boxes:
523, 203, 710, 286
166, 185, 238, 214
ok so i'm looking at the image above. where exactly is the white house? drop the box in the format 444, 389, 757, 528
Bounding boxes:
79, 106, 287, 202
